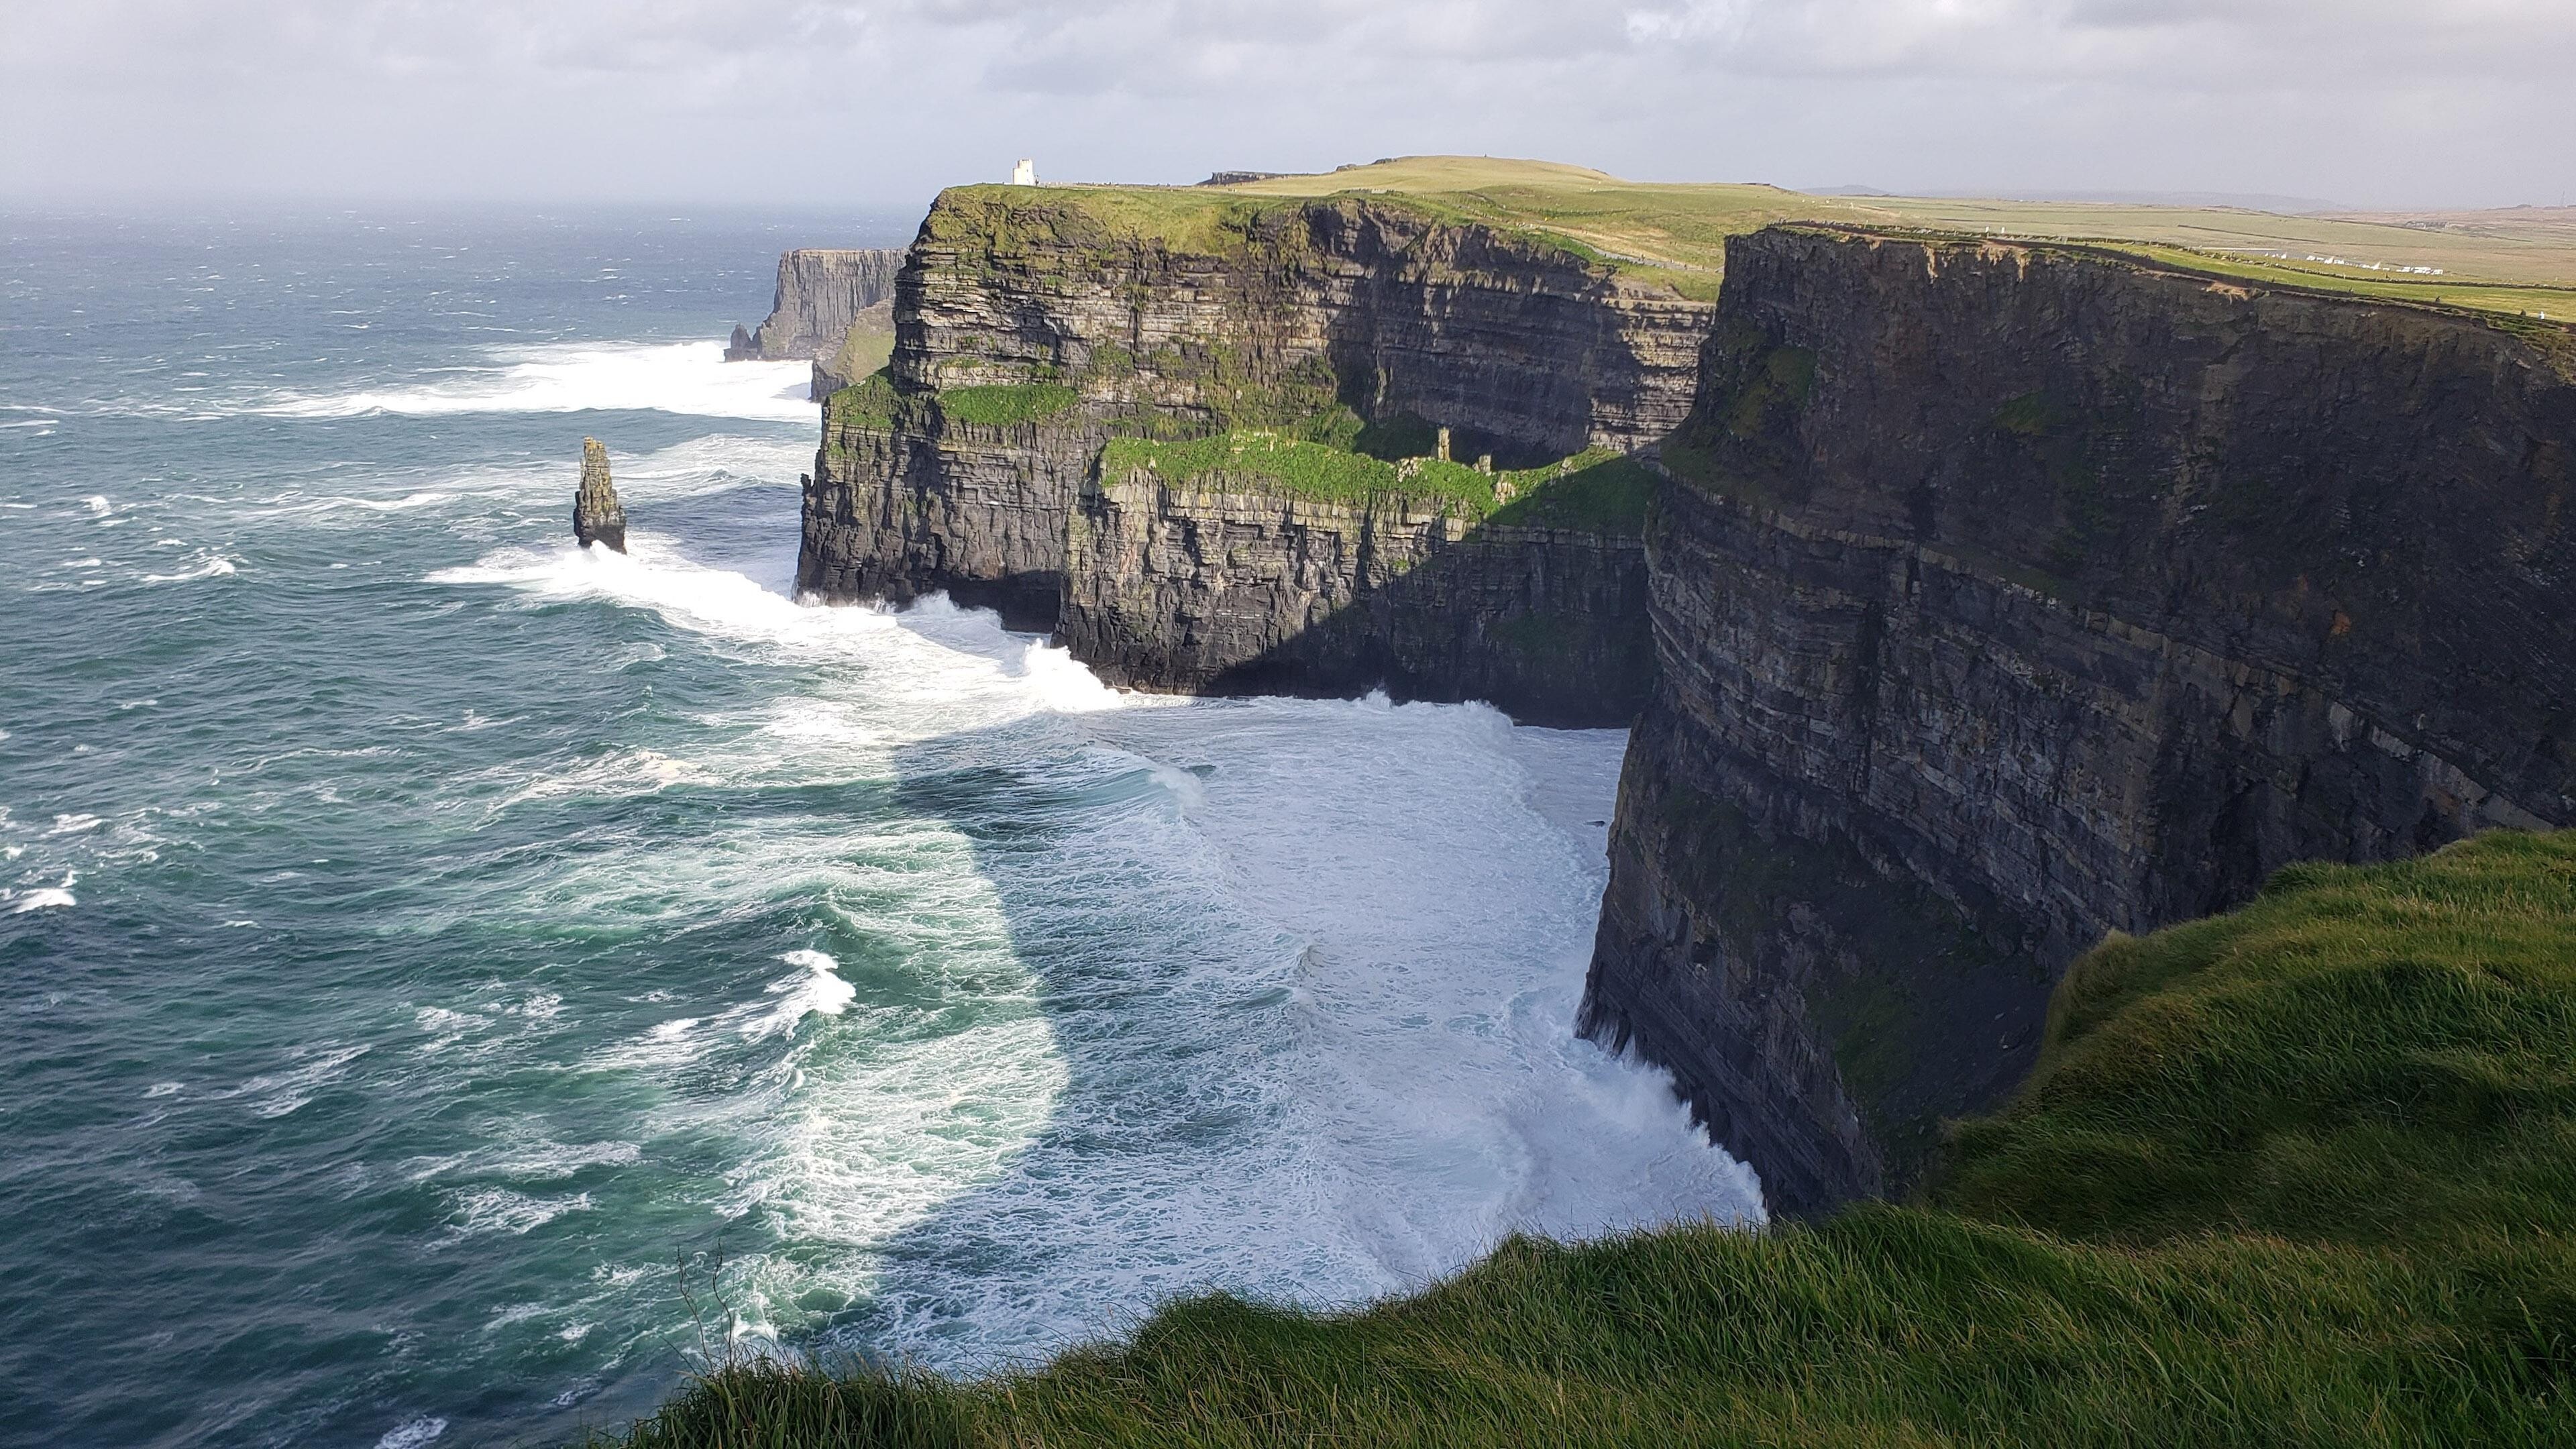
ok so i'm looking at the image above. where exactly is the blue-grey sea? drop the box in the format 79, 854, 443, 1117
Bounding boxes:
0, 210, 1759, 1448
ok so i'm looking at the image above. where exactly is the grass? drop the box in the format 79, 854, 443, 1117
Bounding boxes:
584, 828, 2576, 1447
935, 382, 1081, 427
938, 156, 2576, 318
1098, 431, 1655, 531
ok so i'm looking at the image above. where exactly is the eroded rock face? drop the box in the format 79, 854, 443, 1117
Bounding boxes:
574, 437, 627, 553
1582, 228, 2576, 1216
729, 250, 906, 362
1059, 472, 1654, 726
796, 193, 1706, 718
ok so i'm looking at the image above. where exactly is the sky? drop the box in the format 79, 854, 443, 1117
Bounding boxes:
4, 0, 2571, 212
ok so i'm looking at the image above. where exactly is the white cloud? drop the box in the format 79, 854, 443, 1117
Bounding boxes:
0, 0, 2567, 208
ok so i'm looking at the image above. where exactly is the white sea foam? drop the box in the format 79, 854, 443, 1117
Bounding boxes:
746, 950, 858, 1040
446, 1187, 596, 1238
425, 507, 1758, 1370
11, 886, 76, 914
209, 1042, 369, 1118
259, 341, 813, 422
139, 553, 237, 584
375, 1417, 447, 1449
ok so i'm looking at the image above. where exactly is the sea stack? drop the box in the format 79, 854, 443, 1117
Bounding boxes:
573, 437, 627, 553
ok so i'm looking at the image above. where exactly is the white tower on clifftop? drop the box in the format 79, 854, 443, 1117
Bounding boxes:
1011, 158, 1036, 186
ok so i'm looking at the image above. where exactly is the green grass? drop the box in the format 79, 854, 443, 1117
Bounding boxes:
938, 156, 2576, 315
1098, 433, 1656, 531
584, 829, 2576, 1446
935, 382, 1080, 427
826, 370, 901, 430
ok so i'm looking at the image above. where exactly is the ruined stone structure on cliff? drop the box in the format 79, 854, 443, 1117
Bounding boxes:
795, 190, 2576, 1216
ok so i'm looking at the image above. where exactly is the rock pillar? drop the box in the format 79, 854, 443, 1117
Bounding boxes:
574, 437, 628, 553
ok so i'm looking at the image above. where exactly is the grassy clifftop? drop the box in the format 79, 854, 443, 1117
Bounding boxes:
934, 156, 2576, 319
589, 829, 2576, 1447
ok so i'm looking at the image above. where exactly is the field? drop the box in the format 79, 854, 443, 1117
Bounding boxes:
584, 829, 2576, 1447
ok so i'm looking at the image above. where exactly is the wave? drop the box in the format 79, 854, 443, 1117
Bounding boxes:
139, 553, 238, 584
420, 533, 1759, 1365
256, 341, 814, 422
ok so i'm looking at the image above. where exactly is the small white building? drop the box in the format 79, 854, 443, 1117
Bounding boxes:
1011, 158, 1036, 186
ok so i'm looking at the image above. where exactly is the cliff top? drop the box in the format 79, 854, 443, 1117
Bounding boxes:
952, 155, 2576, 320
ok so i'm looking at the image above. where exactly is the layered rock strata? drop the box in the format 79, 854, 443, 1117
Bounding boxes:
1582, 227, 2576, 1215
797, 189, 1711, 721
1059, 472, 1652, 727
727, 248, 905, 362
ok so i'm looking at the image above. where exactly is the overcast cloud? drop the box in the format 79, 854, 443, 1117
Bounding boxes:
4, 1, 2569, 210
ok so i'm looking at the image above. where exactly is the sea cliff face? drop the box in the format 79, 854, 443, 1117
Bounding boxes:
729, 248, 907, 398
1058, 471, 1652, 726
794, 193, 2576, 1218
797, 191, 1707, 722
730, 248, 904, 360
1580, 227, 2576, 1214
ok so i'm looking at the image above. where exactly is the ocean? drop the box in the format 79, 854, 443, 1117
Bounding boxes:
0, 209, 1760, 1447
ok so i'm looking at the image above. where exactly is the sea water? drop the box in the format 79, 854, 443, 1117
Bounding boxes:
0, 211, 1762, 1448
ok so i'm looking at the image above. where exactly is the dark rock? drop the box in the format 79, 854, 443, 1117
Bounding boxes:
796, 191, 1707, 720
729, 250, 906, 362
573, 437, 627, 553
1582, 227, 2576, 1216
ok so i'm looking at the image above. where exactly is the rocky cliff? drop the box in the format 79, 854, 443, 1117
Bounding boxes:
728, 248, 906, 396
797, 188, 1710, 722
1580, 227, 2576, 1215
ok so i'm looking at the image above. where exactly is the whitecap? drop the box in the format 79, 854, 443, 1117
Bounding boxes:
745, 950, 856, 1039
446, 1187, 594, 1238
140, 553, 237, 584
258, 341, 813, 423
11, 888, 76, 914
375, 1416, 447, 1449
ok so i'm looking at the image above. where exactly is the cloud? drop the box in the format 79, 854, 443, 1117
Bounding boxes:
0, 0, 2567, 208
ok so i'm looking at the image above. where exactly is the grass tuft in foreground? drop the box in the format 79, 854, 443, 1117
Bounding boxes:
586, 830, 2576, 1447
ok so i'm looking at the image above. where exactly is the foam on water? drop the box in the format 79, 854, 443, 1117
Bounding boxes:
433, 510, 1760, 1368
1, 216, 1762, 1443
259, 341, 814, 422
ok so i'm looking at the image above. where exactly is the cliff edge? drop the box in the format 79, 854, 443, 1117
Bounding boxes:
797, 187, 1711, 724
1582, 227, 2576, 1214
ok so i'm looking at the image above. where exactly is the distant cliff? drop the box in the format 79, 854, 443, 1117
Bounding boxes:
797, 189, 1708, 722
728, 248, 906, 397
1580, 227, 2576, 1214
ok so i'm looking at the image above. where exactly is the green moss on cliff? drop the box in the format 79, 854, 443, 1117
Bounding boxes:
584, 830, 2576, 1448
1102, 431, 1495, 512
1099, 433, 1656, 532
826, 370, 902, 430
935, 382, 1080, 427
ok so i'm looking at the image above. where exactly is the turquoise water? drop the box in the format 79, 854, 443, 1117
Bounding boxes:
0, 212, 1760, 1448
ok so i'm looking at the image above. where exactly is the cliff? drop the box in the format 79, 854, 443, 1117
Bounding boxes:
797, 188, 1711, 722
1581, 227, 2576, 1214
728, 248, 906, 396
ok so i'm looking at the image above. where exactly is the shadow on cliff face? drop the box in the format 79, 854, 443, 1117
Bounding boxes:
1056, 470, 1664, 730
820, 618, 1759, 1370
1193, 515, 1659, 730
